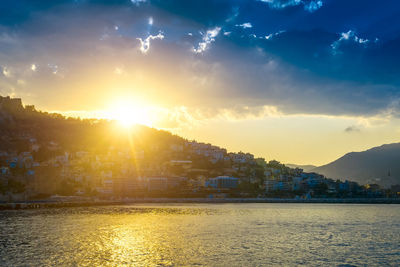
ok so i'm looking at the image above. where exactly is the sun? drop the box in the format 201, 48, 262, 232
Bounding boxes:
107, 100, 153, 128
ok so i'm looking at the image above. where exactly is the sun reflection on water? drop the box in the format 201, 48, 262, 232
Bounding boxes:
0, 204, 399, 266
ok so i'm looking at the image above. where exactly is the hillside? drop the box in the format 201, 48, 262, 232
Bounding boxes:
0, 96, 185, 157
1, 95, 398, 200
312, 143, 400, 187
0, 95, 270, 199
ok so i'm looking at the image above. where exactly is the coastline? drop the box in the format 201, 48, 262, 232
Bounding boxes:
1, 197, 400, 210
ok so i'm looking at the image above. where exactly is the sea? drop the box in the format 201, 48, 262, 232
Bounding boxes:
0, 203, 399, 266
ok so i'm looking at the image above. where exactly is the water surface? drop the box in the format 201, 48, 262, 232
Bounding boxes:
0, 204, 399, 266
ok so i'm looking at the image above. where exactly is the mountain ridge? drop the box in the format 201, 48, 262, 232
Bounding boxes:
312, 143, 400, 187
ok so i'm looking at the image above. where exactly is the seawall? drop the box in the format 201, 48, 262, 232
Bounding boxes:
1, 198, 400, 210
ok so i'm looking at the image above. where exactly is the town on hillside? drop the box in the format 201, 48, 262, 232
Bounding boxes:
1, 96, 399, 202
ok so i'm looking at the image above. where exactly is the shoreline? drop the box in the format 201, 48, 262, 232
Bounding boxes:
1, 197, 400, 210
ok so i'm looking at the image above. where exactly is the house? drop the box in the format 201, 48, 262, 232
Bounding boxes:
206, 176, 239, 189
55, 153, 69, 165
327, 183, 337, 194
265, 179, 291, 192
31, 144, 40, 152
306, 173, 325, 188
265, 180, 276, 192
113, 177, 140, 194
169, 160, 192, 169
211, 151, 224, 162
292, 177, 304, 191
146, 177, 168, 191
170, 144, 183, 152
0, 166, 9, 175
145, 176, 187, 191
365, 183, 381, 192
264, 170, 272, 178
97, 180, 113, 194
229, 153, 247, 164
75, 151, 89, 158
273, 181, 291, 191
255, 158, 268, 167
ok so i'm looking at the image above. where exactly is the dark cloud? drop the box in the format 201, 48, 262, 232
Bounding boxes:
344, 126, 361, 133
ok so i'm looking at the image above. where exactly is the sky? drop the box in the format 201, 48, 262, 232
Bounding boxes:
1, 0, 400, 165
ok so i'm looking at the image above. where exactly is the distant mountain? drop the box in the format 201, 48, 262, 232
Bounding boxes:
312, 143, 400, 187
285, 164, 317, 172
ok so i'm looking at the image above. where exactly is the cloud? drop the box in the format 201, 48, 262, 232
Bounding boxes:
114, 67, 124, 75
141, 104, 282, 131
225, 6, 239, 23
258, 0, 323, 13
331, 30, 370, 55
130, 0, 147, 6
1, 0, 400, 122
216, 105, 281, 120
303, 0, 323, 12
2, 66, 11, 77
0, 33, 18, 45
47, 64, 59, 75
265, 30, 285, 40
344, 125, 361, 133
137, 32, 165, 53
236, 22, 252, 29
193, 27, 221, 53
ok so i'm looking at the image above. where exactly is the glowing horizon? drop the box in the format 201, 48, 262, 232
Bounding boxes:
44, 102, 399, 166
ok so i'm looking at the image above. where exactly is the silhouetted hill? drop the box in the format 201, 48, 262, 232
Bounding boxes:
312, 143, 400, 187
0, 95, 185, 155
